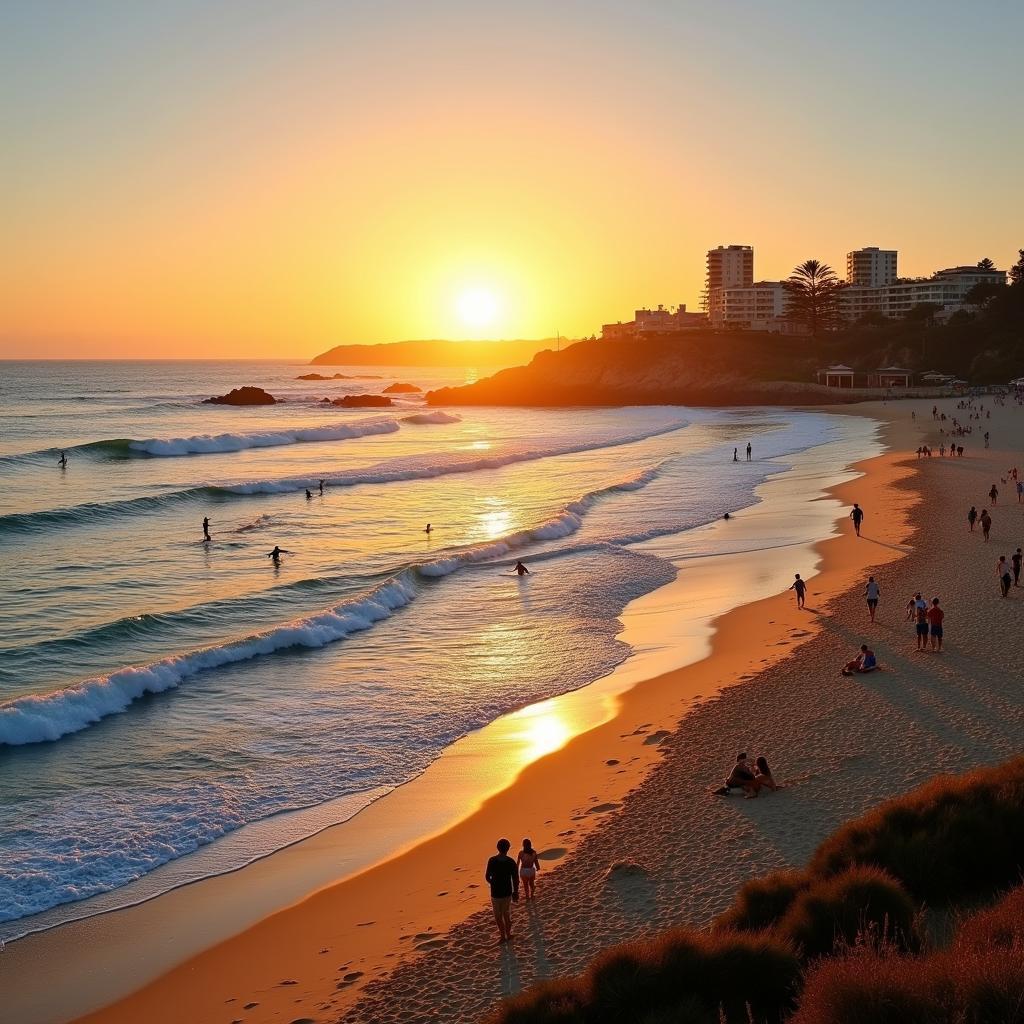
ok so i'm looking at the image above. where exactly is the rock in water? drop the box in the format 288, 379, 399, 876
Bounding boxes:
331, 394, 393, 408
383, 382, 422, 394
203, 386, 277, 406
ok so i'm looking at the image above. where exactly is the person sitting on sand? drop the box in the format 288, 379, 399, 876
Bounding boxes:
517, 839, 541, 899
789, 573, 807, 609
485, 839, 519, 943
754, 756, 778, 793
723, 753, 758, 797
841, 644, 877, 676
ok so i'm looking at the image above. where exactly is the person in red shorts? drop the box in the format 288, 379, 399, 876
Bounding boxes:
926, 597, 944, 652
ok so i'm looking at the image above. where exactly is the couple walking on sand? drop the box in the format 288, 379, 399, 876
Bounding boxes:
485, 838, 541, 943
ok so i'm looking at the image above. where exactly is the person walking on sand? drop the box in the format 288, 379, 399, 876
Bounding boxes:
980, 508, 992, 541
926, 597, 944, 651
202, 516, 211, 542
517, 839, 541, 900
967, 506, 978, 532
913, 593, 929, 651
989, 483, 999, 505
850, 503, 865, 537
485, 839, 519, 943
1013, 548, 1022, 588
789, 573, 807, 609
865, 576, 881, 622
997, 556, 1012, 598
746, 442, 752, 461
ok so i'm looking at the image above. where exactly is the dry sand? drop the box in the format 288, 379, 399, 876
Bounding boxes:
10, 396, 1024, 1024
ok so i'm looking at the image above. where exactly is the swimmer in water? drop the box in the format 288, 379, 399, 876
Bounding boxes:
58, 451, 67, 467
202, 516, 211, 542
267, 546, 291, 563
512, 561, 530, 576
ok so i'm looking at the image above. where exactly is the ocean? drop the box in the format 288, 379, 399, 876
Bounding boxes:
0, 360, 877, 938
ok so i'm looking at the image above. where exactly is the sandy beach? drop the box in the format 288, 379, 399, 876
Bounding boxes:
6, 396, 1024, 1024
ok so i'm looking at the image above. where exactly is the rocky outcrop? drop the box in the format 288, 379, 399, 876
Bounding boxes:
204, 386, 277, 406
426, 337, 851, 408
382, 382, 422, 394
330, 394, 394, 408
311, 339, 555, 367
297, 372, 383, 380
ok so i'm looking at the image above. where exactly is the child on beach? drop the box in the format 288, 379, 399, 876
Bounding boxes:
913, 594, 929, 650
517, 839, 541, 899
789, 573, 807, 609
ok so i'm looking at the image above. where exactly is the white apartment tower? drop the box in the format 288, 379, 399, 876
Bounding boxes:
706, 244, 754, 293
847, 247, 897, 288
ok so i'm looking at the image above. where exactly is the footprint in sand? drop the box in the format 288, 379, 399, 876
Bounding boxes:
291, 1019, 316, 1024
343, 971, 364, 982
606, 758, 620, 765
588, 802, 622, 813
643, 731, 670, 746
437, 891, 448, 896
278, 980, 298, 986
416, 938, 449, 951
244, 1003, 259, 1009
356, 921, 375, 927
538, 847, 567, 861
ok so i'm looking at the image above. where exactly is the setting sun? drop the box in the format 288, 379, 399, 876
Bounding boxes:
456, 287, 500, 329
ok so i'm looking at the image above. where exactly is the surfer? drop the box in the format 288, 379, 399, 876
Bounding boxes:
512, 561, 530, 576
58, 451, 67, 467
267, 546, 291, 564
202, 516, 211, 542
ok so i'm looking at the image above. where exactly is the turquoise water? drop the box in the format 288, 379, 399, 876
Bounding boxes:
0, 360, 861, 935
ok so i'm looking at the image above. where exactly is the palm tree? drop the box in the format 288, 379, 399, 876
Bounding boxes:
783, 259, 847, 336
977, 257, 995, 271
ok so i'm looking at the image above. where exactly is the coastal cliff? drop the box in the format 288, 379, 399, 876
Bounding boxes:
311, 338, 557, 367
426, 336, 840, 407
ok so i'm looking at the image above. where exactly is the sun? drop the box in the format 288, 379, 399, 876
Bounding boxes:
456, 287, 500, 328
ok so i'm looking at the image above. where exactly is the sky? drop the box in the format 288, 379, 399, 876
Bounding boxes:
2, 0, 1022, 359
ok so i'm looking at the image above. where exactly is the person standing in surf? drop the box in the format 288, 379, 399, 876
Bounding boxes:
58, 450, 67, 468
512, 561, 530, 576
319, 479, 325, 495
267, 546, 291, 564
746, 442, 752, 461
202, 516, 211, 542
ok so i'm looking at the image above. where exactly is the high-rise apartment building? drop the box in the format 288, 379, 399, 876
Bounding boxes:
847, 247, 897, 288
706, 245, 754, 294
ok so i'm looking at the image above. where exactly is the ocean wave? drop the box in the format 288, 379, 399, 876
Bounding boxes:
0, 419, 687, 535
400, 411, 462, 425
0, 464, 663, 748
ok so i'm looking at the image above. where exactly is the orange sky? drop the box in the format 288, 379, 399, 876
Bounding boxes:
2, 2, 1021, 359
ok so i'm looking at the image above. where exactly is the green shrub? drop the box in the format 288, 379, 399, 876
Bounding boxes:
955, 884, 1024, 952
777, 867, 919, 957
714, 870, 810, 933
809, 758, 1024, 904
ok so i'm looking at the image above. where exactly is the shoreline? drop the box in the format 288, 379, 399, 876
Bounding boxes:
0, 409, 892, 1024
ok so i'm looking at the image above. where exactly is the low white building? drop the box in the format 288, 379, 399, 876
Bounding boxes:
842, 265, 1007, 322
602, 304, 707, 338
707, 281, 790, 331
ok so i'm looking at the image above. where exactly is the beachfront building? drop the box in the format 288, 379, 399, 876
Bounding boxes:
868, 366, 913, 387
702, 244, 753, 313
707, 281, 790, 332
847, 247, 897, 288
841, 264, 1007, 322
817, 364, 855, 388
601, 304, 706, 339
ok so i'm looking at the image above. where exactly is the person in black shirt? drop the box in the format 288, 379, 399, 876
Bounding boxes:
485, 838, 519, 943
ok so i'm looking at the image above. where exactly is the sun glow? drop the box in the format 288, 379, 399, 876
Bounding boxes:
456, 287, 500, 328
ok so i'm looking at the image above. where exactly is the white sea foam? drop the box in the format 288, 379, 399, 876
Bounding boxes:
0, 577, 418, 747
128, 418, 399, 456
